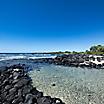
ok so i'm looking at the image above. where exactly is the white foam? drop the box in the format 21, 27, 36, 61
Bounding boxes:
0, 56, 26, 61
0, 54, 56, 61
28, 56, 56, 59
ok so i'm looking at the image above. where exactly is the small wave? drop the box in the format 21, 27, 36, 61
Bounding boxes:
0, 54, 56, 61
0, 56, 27, 61
28, 56, 56, 59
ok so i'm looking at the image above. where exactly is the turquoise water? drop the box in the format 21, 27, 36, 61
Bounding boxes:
29, 64, 104, 104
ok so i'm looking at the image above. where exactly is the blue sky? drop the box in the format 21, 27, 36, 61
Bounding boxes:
0, 0, 104, 52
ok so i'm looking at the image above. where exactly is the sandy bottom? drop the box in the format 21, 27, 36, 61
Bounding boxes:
29, 64, 104, 104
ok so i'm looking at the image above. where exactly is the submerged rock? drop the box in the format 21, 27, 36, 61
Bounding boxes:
52, 83, 56, 86
0, 64, 65, 104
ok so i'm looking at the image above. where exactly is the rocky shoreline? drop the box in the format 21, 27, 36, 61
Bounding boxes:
28, 54, 104, 69
0, 54, 104, 69
53, 54, 104, 68
0, 64, 65, 104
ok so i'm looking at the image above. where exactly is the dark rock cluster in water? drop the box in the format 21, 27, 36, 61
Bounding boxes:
0, 64, 65, 104
53, 54, 104, 69
54, 54, 84, 66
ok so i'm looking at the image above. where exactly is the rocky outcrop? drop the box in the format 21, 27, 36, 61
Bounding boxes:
53, 54, 104, 69
53, 54, 85, 66
0, 64, 65, 104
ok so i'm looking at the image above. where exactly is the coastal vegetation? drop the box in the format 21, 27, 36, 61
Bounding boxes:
47, 45, 104, 55
86, 45, 104, 54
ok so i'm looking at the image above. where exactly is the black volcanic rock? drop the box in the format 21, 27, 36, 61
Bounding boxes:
53, 54, 104, 68
0, 64, 65, 104
52, 83, 56, 86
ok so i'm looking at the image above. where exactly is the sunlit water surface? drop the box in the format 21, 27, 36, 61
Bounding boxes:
29, 64, 104, 104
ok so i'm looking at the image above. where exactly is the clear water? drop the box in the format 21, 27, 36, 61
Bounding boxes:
0, 53, 104, 104
29, 64, 104, 104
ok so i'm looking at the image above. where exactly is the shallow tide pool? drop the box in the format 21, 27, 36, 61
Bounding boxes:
29, 64, 104, 104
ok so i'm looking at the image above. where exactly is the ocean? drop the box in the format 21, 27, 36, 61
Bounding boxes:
0, 53, 104, 104
0, 53, 56, 61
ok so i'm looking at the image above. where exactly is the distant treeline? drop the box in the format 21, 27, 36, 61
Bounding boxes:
47, 45, 104, 55
86, 45, 104, 54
